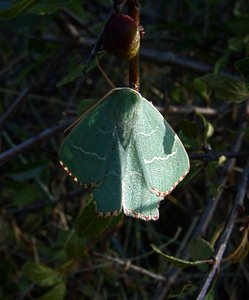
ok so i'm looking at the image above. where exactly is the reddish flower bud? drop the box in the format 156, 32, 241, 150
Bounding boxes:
102, 13, 140, 60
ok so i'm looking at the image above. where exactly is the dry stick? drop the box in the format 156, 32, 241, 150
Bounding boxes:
30, 29, 238, 79
157, 121, 247, 299
156, 217, 200, 300
0, 122, 69, 166
189, 150, 249, 161
50, 31, 237, 79
165, 104, 218, 116
0, 53, 26, 78
154, 106, 247, 300
3, 131, 56, 202
93, 252, 166, 282
197, 159, 249, 300
139, 48, 239, 79
160, 123, 249, 299
0, 88, 222, 116
0, 87, 30, 127
52, 10, 238, 79
0, 85, 221, 117
0, 87, 63, 104
193, 121, 247, 237
5, 189, 83, 215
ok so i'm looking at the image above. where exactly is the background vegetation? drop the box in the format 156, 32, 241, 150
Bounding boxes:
0, 0, 249, 299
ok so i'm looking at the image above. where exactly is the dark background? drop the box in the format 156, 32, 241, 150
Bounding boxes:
0, 0, 249, 299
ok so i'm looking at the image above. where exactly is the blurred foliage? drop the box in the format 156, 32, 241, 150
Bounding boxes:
1, 0, 249, 299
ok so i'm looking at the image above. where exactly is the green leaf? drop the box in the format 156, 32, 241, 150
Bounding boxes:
188, 238, 214, 271
12, 184, 38, 207
228, 17, 249, 35
57, 59, 97, 88
235, 58, 249, 89
77, 98, 98, 115
74, 201, 122, 238
193, 78, 209, 101
199, 74, 249, 102
7, 162, 47, 181
0, 0, 37, 18
23, 262, 63, 287
64, 230, 86, 260
38, 282, 66, 300
214, 54, 229, 74
28, 0, 72, 15
151, 244, 212, 268
204, 290, 215, 300
197, 113, 214, 143
168, 284, 197, 299
228, 37, 244, 52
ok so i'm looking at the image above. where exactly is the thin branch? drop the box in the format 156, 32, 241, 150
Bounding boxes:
4, 190, 83, 215
0, 87, 63, 105
0, 87, 30, 127
189, 150, 249, 161
197, 158, 249, 300
164, 104, 219, 116
0, 123, 69, 166
48, 29, 237, 78
156, 216, 200, 300
192, 121, 247, 237
0, 88, 221, 116
45, 31, 238, 79
126, 0, 141, 91
93, 252, 166, 282
0, 53, 26, 78
139, 48, 239, 79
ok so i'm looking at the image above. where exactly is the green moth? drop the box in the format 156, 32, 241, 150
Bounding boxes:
59, 88, 189, 221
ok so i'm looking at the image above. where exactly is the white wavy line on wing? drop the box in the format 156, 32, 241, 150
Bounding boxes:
72, 145, 107, 160
95, 125, 113, 134
105, 170, 120, 177
143, 151, 177, 164
138, 129, 156, 137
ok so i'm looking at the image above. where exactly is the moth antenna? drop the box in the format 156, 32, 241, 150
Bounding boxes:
96, 56, 116, 89
63, 88, 117, 134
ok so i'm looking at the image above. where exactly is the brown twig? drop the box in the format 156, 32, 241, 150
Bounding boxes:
93, 252, 166, 281
164, 104, 219, 116
0, 123, 69, 166
192, 121, 247, 237
41, 33, 238, 79
0, 53, 26, 78
196, 158, 249, 300
0, 87, 30, 127
126, 0, 140, 91
28, 32, 238, 78
139, 48, 239, 79
189, 150, 249, 161
4, 189, 83, 215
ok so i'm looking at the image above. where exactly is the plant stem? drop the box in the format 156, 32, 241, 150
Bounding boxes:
126, 0, 140, 91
